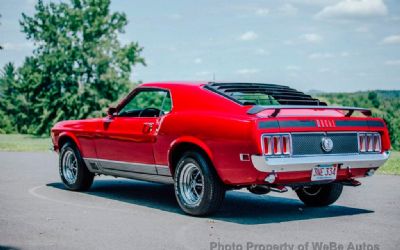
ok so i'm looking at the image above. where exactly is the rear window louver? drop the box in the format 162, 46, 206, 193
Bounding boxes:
205, 82, 327, 106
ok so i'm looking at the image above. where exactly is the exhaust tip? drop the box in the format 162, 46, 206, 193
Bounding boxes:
366, 169, 375, 177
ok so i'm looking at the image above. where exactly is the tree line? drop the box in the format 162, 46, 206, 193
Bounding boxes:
0, 0, 144, 135
316, 91, 400, 150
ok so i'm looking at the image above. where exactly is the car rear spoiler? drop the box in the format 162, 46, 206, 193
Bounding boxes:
247, 105, 372, 117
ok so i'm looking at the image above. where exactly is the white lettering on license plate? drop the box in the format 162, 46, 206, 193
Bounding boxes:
311, 164, 338, 181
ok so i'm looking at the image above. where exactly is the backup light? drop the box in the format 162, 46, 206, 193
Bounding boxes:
358, 133, 381, 153
262, 134, 291, 156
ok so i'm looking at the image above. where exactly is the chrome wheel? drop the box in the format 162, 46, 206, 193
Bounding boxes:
178, 162, 204, 206
62, 150, 78, 185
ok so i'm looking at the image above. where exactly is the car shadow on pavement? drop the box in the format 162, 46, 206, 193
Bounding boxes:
47, 179, 373, 225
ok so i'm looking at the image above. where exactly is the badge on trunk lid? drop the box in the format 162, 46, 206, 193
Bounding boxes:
321, 137, 334, 152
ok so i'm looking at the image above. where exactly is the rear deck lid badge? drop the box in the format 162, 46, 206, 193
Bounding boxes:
321, 137, 334, 152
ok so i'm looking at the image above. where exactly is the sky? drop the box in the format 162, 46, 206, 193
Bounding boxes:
0, 0, 400, 92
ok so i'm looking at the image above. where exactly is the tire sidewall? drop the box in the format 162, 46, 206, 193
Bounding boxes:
296, 183, 343, 206
174, 151, 220, 215
59, 142, 91, 190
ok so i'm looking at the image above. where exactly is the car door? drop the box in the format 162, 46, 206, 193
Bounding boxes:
94, 88, 172, 175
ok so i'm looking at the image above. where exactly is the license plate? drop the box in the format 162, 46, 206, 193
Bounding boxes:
311, 165, 337, 181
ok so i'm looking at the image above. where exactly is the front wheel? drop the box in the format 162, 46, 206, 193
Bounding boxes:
296, 183, 343, 207
59, 142, 94, 191
174, 151, 225, 216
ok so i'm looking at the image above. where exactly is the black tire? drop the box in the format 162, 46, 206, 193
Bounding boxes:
59, 142, 94, 191
174, 151, 225, 216
296, 183, 343, 207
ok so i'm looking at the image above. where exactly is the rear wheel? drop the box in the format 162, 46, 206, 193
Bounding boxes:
296, 183, 343, 207
174, 151, 225, 216
59, 142, 94, 191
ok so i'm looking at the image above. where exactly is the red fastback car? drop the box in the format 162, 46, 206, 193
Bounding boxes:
51, 82, 391, 215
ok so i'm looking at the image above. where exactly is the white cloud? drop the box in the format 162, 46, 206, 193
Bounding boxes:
308, 51, 350, 59
385, 60, 400, 66
355, 26, 369, 33
319, 67, 333, 73
308, 52, 335, 59
236, 68, 259, 75
381, 35, 400, 45
26, 0, 36, 7
289, 0, 336, 6
284, 40, 295, 45
194, 58, 203, 64
196, 71, 212, 76
286, 65, 301, 71
239, 31, 258, 41
301, 33, 323, 43
316, 0, 388, 19
255, 8, 270, 16
279, 4, 298, 15
2, 42, 34, 51
255, 49, 269, 55
168, 14, 182, 20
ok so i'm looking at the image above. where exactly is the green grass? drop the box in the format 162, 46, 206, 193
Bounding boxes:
378, 151, 400, 175
0, 134, 399, 175
0, 134, 51, 152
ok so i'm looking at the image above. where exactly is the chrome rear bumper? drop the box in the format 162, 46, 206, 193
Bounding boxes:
251, 151, 390, 173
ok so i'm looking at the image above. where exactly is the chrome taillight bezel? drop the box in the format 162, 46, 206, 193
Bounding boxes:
261, 133, 292, 157
358, 132, 381, 153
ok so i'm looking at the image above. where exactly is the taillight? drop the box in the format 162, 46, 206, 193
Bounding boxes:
262, 134, 291, 156
358, 133, 381, 153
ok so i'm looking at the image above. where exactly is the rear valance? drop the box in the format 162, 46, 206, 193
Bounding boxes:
247, 105, 372, 117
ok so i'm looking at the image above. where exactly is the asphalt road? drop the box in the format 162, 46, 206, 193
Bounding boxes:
0, 152, 399, 250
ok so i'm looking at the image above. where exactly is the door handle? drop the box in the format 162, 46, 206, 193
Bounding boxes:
142, 122, 154, 133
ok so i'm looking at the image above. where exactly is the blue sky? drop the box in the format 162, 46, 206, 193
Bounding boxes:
1, 0, 400, 92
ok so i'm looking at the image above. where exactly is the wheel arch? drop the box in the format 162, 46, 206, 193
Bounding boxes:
58, 132, 81, 153
168, 137, 216, 177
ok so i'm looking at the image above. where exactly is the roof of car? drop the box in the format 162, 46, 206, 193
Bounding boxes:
140, 81, 207, 87
139, 81, 325, 106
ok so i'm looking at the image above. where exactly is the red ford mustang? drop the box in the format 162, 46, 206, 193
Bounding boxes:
51, 82, 391, 215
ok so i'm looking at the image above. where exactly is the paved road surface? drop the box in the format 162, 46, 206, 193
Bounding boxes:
0, 152, 399, 250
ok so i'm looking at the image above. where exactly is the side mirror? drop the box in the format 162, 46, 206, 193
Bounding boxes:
107, 107, 117, 117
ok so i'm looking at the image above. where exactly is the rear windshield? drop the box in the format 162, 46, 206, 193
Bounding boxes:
205, 82, 326, 106
231, 92, 280, 105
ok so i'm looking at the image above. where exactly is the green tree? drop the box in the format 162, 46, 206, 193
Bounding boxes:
0, 63, 18, 133
368, 91, 380, 108
14, 0, 144, 134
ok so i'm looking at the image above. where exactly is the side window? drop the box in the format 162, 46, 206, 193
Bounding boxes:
118, 90, 172, 117
161, 92, 172, 114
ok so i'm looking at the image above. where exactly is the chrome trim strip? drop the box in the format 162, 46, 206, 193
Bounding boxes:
251, 151, 390, 173
83, 158, 171, 176
102, 169, 173, 184
156, 165, 172, 176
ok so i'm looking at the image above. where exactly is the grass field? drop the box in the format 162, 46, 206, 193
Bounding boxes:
0, 134, 52, 152
378, 151, 400, 175
0, 134, 399, 175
